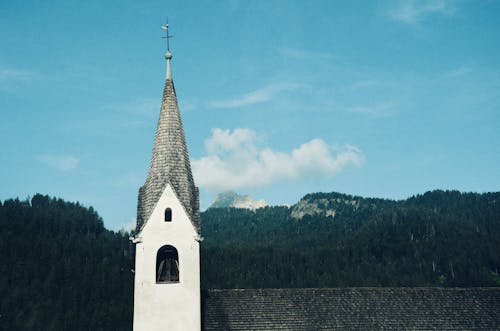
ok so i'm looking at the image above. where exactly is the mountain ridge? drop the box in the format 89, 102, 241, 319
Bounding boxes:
209, 191, 268, 210
1, 189, 499, 329
201, 189, 500, 288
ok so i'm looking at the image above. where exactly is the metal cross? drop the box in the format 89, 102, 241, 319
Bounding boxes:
160, 19, 174, 52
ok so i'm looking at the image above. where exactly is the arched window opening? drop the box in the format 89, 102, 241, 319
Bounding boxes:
164, 208, 172, 222
156, 245, 179, 283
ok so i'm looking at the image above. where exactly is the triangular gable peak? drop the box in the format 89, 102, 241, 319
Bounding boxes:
136, 51, 200, 234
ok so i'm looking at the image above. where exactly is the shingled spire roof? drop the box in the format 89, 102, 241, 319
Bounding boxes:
136, 47, 200, 234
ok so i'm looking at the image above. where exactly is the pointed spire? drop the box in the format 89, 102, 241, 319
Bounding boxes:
136, 23, 200, 234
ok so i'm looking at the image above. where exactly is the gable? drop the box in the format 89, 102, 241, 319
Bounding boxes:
138, 183, 198, 239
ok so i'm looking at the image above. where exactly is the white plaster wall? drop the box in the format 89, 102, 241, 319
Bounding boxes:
133, 184, 201, 331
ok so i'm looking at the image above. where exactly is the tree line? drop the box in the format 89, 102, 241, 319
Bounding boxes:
0, 195, 133, 330
200, 190, 500, 288
1, 190, 499, 330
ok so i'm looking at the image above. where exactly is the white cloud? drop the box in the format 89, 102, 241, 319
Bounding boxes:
105, 98, 158, 118
447, 65, 473, 77
192, 128, 364, 190
205, 128, 258, 154
346, 103, 395, 116
37, 154, 80, 171
388, 0, 454, 24
350, 80, 379, 90
0, 67, 34, 81
209, 83, 301, 108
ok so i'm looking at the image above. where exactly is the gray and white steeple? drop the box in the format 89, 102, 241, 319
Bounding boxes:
136, 40, 200, 234
133, 24, 201, 331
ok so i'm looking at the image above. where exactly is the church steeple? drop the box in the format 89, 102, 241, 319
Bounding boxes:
136, 24, 200, 234
133, 23, 201, 331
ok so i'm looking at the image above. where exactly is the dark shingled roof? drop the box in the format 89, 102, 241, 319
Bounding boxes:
202, 288, 500, 330
136, 72, 200, 234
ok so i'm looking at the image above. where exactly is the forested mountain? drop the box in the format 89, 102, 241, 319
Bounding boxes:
0, 195, 134, 331
1, 190, 499, 330
201, 190, 500, 288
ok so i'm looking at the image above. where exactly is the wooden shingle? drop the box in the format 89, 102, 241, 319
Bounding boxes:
202, 288, 500, 330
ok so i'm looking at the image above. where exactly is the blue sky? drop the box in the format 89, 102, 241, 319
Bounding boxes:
1, 0, 499, 231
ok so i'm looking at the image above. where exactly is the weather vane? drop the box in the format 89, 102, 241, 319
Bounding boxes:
160, 19, 174, 52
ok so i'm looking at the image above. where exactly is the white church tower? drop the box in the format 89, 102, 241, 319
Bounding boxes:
132, 23, 201, 331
